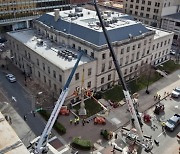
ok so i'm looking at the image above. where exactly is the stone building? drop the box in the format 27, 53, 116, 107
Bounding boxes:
6, 8, 173, 103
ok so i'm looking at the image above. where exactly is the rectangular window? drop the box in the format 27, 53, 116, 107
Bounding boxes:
157, 43, 159, 49
102, 53, 106, 59
168, 39, 170, 44
44, 76, 46, 83
135, 6, 138, 9
131, 53, 134, 62
109, 61, 112, 69
49, 80, 51, 87
53, 70, 56, 78
37, 59, 39, 66
121, 48, 124, 54
101, 63, 105, 72
152, 45, 155, 50
136, 52, 140, 60
147, 8, 150, 12
138, 43, 141, 48
59, 75, 62, 82
54, 84, 57, 91
38, 71, 40, 78
124, 69, 127, 75
48, 66, 50, 74
87, 81, 91, 88
84, 49, 87, 54
144, 40, 147, 45
78, 46, 81, 51
148, 1, 151, 5
140, 12, 143, 17
43, 63, 45, 71
125, 56, 129, 64
120, 58, 123, 66
130, 66, 133, 72
130, 4, 133, 8
75, 73, 79, 80
160, 42, 163, 47
101, 77, 104, 84
72, 44, 75, 49
136, 0, 139, 3
164, 40, 167, 45
142, 0, 145, 4
91, 52, 94, 58
127, 46, 130, 52
141, 7, 144, 10
88, 68, 92, 76
159, 52, 161, 57
133, 45, 136, 50
28, 53, 31, 60
108, 74, 111, 81
146, 14, 149, 18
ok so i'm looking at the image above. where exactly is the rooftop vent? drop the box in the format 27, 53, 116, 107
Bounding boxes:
54, 9, 60, 22
75, 7, 83, 13
139, 31, 142, 34
37, 39, 43, 46
129, 34, 133, 39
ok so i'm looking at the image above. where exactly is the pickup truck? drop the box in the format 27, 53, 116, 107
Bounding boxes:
165, 114, 180, 132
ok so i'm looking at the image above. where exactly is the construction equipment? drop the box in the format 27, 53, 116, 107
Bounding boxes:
31, 51, 83, 154
59, 106, 70, 116
154, 103, 164, 115
94, 116, 106, 125
93, 0, 153, 152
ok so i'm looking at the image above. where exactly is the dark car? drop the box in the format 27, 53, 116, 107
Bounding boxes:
165, 114, 180, 131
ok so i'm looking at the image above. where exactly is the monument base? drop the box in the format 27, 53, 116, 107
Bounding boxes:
79, 108, 87, 116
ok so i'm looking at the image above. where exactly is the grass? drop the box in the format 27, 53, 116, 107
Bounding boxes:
73, 98, 102, 117
157, 60, 180, 74
102, 85, 124, 102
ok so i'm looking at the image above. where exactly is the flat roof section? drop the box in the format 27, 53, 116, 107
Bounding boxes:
8, 29, 93, 71
0, 112, 30, 154
163, 12, 180, 21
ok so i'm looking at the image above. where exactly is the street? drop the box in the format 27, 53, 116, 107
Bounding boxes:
0, 69, 45, 136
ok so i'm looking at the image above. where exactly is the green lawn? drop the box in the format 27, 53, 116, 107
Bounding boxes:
73, 98, 102, 117
102, 85, 124, 102
157, 60, 180, 73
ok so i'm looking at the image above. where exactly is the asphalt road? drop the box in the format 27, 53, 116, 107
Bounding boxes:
0, 69, 45, 136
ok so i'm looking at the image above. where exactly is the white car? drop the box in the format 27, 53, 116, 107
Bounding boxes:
170, 49, 176, 55
6, 74, 16, 83
171, 87, 180, 98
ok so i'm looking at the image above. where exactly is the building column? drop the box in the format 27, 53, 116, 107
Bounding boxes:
26, 20, 30, 29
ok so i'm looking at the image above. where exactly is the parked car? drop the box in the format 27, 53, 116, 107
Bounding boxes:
59, 106, 70, 116
6, 74, 16, 83
171, 87, 180, 98
165, 114, 180, 131
94, 116, 106, 125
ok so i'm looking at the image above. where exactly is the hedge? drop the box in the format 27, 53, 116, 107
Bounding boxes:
39, 110, 66, 135
71, 137, 93, 150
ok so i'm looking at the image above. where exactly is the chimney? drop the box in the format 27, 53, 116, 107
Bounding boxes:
54, 9, 60, 22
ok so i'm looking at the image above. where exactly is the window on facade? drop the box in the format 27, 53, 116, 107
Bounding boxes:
168, 39, 170, 44
59, 74, 62, 82
48, 66, 50, 74
16, 44, 19, 50
120, 58, 123, 66
88, 68, 92, 76
38, 71, 40, 78
49, 80, 51, 87
148, 1, 151, 5
142, 0, 145, 4
130, 66, 133, 72
166, 49, 168, 54
147, 8, 150, 12
43, 63, 45, 71
125, 56, 129, 64
101, 77, 104, 84
135, 64, 138, 70
152, 45, 155, 50
84, 49, 87, 54
138, 43, 141, 48
147, 50, 149, 54
151, 55, 153, 60
124, 69, 127, 75
121, 48, 124, 54
168, 2, 170, 6
37, 59, 39, 66
159, 52, 161, 57
102, 53, 106, 59
54, 84, 57, 91
164, 40, 167, 45
135, 11, 138, 15
44, 76, 46, 83
141, 7, 144, 10
53, 70, 56, 78
142, 49, 145, 57
131, 53, 134, 62
155, 53, 157, 59
87, 81, 91, 88
28, 53, 31, 60
109, 61, 112, 69
101, 63, 105, 72
135, 6, 138, 9
130, 4, 133, 8
157, 43, 159, 49
136, 0, 139, 3
146, 14, 149, 18
162, 50, 165, 55
130, 10, 132, 14
75, 73, 79, 80
144, 40, 147, 45
127, 46, 130, 52
153, 15, 157, 20
140, 12, 143, 17
72, 44, 75, 49
136, 52, 140, 60
160, 42, 163, 47
141, 60, 144, 66
131, 0, 134, 2
133, 45, 136, 50
108, 74, 111, 81
91, 52, 94, 58
78, 46, 81, 51
164, 3, 166, 7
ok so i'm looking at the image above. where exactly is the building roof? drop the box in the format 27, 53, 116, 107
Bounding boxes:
37, 8, 151, 46
8, 29, 93, 71
0, 112, 30, 154
163, 12, 180, 20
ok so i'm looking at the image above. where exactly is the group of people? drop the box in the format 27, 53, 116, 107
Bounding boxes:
154, 91, 170, 101
70, 118, 87, 126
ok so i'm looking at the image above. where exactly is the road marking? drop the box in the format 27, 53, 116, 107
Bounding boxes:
157, 131, 165, 138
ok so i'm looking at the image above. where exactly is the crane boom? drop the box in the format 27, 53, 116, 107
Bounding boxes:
34, 51, 83, 153
93, 0, 143, 141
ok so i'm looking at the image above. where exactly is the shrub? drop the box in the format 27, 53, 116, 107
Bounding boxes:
39, 110, 66, 135
72, 137, 93, 150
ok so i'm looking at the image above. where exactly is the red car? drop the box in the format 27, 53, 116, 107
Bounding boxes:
59, 106, 70, 116
94, 116, 106, 125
